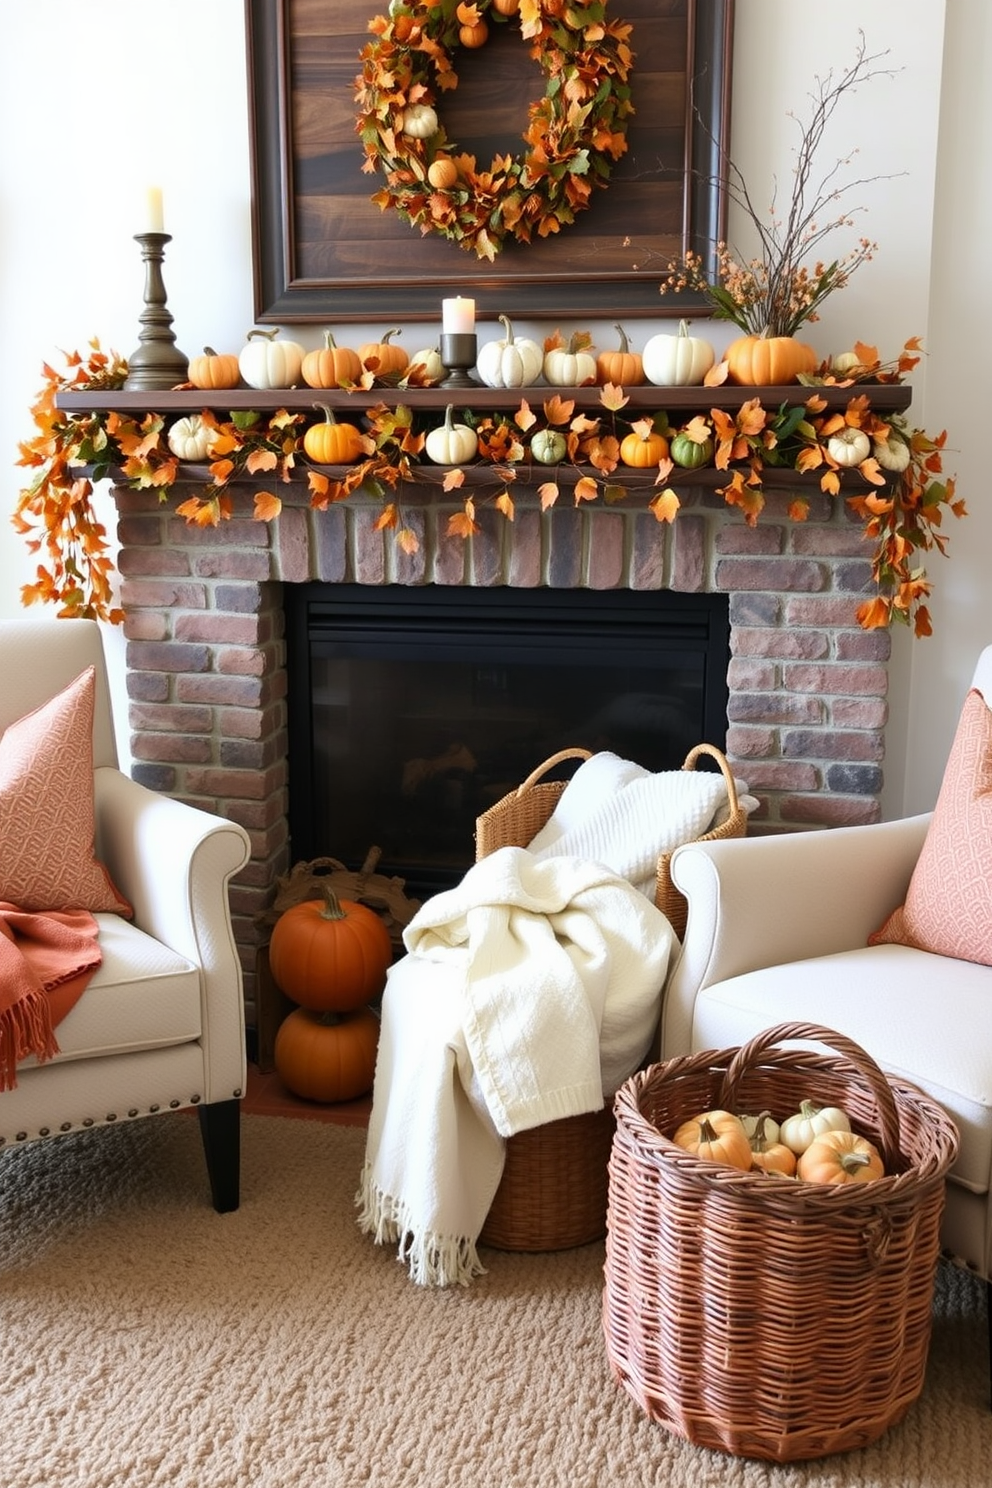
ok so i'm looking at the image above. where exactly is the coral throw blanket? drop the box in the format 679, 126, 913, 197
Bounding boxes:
0, 903, 102, 1090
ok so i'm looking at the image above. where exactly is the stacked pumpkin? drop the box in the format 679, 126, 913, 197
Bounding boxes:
269, 884, 393, 1103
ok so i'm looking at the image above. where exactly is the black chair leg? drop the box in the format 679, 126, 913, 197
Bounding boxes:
197, 1098, 241, 1213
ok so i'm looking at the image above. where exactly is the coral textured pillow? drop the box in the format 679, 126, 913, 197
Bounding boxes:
0, 667, 130, 915
870, 687, 992, 964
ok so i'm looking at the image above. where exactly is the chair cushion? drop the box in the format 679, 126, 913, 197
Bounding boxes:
870, 688, 992, 965
0, 667, 130, 916
689, 942, 992, 1196
18, 913, 201, 1066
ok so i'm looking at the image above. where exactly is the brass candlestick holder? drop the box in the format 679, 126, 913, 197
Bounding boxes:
124, 232, 189, 392
439, 332, 478, 387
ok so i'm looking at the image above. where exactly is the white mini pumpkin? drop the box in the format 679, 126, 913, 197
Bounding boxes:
425, 405, 478, 465
542, 333, 597, 387
238, 328, 305, 390
476, 314, 543, 389
827, 427, 871, 467
642, 320, 715, 387
166, 414, 216, 462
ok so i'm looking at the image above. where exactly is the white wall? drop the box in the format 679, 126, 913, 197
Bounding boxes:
0, 0, 973, 815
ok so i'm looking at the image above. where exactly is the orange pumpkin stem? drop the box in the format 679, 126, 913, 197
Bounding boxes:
318, 884, 348, 921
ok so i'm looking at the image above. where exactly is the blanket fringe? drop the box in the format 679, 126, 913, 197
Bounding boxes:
0, 991, 58, 1092
356, 1161, 487, 1288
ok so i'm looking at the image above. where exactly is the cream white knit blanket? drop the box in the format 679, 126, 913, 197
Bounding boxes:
357, 753, 749, 1287
357, 848, 674, 1287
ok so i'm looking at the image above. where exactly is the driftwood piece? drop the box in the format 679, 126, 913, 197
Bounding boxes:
255, 847, 421, 953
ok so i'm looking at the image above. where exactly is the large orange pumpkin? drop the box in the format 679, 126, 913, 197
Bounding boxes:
274, 1007, 380, 1103
725, 333, 817, 386
268, 884, 392, 1011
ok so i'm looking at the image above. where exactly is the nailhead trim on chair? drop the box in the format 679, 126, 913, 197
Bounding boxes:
3, 1094, 234, 1147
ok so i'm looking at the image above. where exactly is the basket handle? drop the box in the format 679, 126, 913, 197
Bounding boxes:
516, 748, 592, 798
718, 1021, 903, 1171
682, 742, 740, 815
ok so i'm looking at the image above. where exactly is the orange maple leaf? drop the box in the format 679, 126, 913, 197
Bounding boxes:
682, 415, 712, 444
447, 506, 479, 538
543, 395, 575, 426
856, 596, 892, 630
538, 481, 559, 511
374, 504, 399, 532
209, 457, 235, 486
649, 489, 681, 523
442, 469, 466, 491
514, 399, 537, 432
246, 449, 278, 474
397, 526, 420, 555
495, 491, 515, 520
599, 382, 628, 412
253, 491, 282, 522
574, 476, 599, 504
704, 359, 729, 387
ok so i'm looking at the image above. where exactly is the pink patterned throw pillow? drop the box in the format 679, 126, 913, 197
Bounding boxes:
870, 687, 992, 964
0, 667, 131, 915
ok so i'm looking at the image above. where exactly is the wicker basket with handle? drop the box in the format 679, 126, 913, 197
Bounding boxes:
476, 742, 747, 1252
603, 1022, 960, 1462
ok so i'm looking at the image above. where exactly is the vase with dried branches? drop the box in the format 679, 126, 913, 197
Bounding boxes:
658, 33, 894, 339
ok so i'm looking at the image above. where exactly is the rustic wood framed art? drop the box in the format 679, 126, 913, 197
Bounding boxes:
245, 0, 735, 324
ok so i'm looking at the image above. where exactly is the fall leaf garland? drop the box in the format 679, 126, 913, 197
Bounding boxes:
12, 339, 962, 638
353, 0, 635, 260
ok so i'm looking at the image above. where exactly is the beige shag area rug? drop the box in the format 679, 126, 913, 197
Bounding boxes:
0, 1113, 988, 1488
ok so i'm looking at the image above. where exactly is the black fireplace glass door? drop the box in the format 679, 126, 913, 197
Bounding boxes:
286, 585, 730, 900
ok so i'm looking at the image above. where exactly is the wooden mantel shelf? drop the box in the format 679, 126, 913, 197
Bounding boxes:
57, 381, 914, 496
55, 382, 915, 417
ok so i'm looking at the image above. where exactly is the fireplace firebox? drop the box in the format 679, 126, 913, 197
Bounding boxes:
286, 583, 731, 900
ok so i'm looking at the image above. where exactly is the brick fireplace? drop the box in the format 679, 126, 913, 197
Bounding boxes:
109, 471, 891, 1025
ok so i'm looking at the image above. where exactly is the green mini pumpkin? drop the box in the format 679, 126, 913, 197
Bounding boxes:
670, 431, 715, 469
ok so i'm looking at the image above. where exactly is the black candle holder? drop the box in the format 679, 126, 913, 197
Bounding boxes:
439, 332, 478, 387
124, 232, 189, 392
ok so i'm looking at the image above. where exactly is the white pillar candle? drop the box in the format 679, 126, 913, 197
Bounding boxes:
441, 296, 475, 334
145, 186, 165, 234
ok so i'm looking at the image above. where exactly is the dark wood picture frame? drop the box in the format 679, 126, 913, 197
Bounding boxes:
245, 0, 734, 324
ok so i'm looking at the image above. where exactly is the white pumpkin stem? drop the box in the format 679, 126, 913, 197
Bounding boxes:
498, 314, 516, 344
246, 328, 279, 343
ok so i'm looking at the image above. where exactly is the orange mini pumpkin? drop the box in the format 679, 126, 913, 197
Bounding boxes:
302, 406, 367, 465
188, 346, 241, 391
672, 1109, 752, 1170
619, 425, 669, 468
597, 323, 645, 387
797, 1129, 885, 1185
301, 330, 362, 390
359, 328, 409, 378
268, 884, 392, 1011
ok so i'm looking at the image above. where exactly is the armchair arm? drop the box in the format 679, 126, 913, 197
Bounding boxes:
93, 768, 252, 1095
661, 815, 931, 1057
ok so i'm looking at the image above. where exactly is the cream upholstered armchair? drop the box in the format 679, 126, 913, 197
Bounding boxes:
662, 643, 992, 1394
0, 618, 251, 1210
